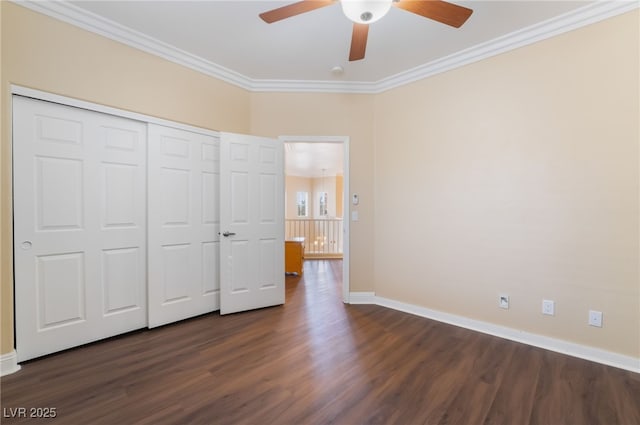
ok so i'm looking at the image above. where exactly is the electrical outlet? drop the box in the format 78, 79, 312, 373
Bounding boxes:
499, 294, 509, 309
542, 300, 555, 316
589, 310, 603, 327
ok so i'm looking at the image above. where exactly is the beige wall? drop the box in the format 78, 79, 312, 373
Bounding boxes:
0, 2, 251, 354
2, 1, 638, 361
336, 175, 344, 218
373, 11, 639, 357
251, 93, 375, 292
0, 0, 7, 358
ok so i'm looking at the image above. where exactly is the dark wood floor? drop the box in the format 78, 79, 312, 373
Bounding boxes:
2, 259, 639, 425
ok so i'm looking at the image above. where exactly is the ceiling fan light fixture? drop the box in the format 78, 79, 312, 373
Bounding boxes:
341, 0, 392, 24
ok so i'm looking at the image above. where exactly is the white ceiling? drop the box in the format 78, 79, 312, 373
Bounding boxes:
285, 142, 344, 177
62, 0, 605, 84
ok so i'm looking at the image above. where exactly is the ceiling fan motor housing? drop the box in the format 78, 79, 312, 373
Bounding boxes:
341, 0, 393, 24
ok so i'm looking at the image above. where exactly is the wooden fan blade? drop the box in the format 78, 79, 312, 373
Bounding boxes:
259, 0, 335, 23
393, 0, 473, 28
349, 23, 369, 61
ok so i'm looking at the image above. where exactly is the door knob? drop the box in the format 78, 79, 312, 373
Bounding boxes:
222, 231, 236, 237
21, 241, 32, 250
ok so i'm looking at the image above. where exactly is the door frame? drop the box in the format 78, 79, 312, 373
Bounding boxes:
279, 135, 350, 303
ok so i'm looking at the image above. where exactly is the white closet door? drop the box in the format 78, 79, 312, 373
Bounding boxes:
13, 96, 147, 362
147, 124, 220, 327
219, 133, 284, 314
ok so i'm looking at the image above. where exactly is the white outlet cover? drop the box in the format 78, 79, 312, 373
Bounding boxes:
542, 299, 555, 316
589, 310, 603, 327
499, 294, 509, 309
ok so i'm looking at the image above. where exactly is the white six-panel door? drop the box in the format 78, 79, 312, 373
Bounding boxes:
13, 95, 283, 361
220, 133, 284, 314
13, 96, 147, 362
147, 124, 220, 327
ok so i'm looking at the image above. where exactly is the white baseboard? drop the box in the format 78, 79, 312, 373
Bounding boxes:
0, 350, 21, 376
348, 292, 376, 304
350, 293, 640, 373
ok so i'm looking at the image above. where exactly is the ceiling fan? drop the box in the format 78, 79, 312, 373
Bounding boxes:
259, 0, 473, 61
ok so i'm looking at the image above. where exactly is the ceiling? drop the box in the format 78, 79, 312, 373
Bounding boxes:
61, 0, 605, 85
285, 142, 344, 178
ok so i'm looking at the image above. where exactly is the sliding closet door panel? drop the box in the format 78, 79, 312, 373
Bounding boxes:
148, 124, 220, 327
13, 96, 147, 362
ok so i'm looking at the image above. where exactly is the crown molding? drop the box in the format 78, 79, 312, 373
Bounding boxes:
13, 0, 254, 90
373, 0, 639, 93
249, 79, 378, 94
13, 0, 639, 94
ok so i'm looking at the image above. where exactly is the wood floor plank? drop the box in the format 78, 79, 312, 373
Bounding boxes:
605, 365, 640, 424
1, 259, 639, 424
432, 336, 513, 425
482, 343, 542, 425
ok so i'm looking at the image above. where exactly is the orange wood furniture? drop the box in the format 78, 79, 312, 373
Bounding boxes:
285, 237, 305, 275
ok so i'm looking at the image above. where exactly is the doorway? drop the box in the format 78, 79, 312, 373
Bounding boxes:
280, 136, 350, 303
